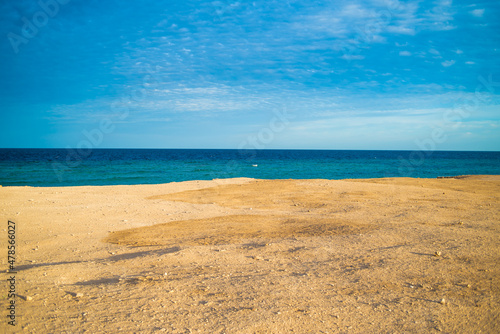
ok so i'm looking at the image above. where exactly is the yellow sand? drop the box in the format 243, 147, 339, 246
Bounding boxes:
1, 176, 499, 333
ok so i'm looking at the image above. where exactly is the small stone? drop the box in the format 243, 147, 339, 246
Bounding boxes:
439, 298, 446, 304
25, 296, 33, 301
434, 251, 442, 257
68, 291, 83, 298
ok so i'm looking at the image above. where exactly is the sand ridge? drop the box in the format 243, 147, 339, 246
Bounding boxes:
1, 176, 499, 333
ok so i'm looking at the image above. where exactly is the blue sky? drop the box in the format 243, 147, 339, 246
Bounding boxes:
0, 0, 499, 150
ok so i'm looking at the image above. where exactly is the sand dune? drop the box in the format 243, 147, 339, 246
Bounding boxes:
1, 176, 499, 333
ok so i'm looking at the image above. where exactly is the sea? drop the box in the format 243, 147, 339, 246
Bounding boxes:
0, 148, 499, 187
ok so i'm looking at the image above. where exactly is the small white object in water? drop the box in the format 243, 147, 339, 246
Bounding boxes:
252, 164, 258, 167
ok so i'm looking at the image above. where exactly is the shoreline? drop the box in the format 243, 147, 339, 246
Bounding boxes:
1, 173, 499, 189
1, 176, 499, 332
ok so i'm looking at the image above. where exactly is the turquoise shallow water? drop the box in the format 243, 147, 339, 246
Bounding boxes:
0, 149, 499, 187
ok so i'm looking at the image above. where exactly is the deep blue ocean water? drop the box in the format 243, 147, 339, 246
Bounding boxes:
0, 149, 499, 187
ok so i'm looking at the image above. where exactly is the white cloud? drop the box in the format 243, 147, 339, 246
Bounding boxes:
454, 49, 463, 54
418, 0, 456, 31
429, 49, 440, 55
399, 50, 412, 56
370, 35, 387, 43
387, 25, 416, 35
470, 9, 485, 17
340, 54, 365, 60
441, 60, 455, 67
339, 4, 373, 19
173, 98, 249, 112
156, 19, 169, 27
291, 0, 458, 51
465, 61, 475, 65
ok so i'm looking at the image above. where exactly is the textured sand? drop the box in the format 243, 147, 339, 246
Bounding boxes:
1, 176, 499, 333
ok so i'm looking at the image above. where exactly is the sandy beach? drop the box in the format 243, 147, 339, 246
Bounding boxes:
1, 176, 499, 333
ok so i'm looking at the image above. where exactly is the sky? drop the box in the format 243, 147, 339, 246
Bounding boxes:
0, 0, 499, 150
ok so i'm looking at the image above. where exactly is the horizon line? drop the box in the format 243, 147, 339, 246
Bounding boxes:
1, 148, 499, 153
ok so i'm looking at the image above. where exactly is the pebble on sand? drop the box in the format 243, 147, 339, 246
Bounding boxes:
67, 291, 84, 298
18, 295, 33, 301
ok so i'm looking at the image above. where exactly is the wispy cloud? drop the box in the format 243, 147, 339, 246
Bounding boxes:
470, 8, 485, 17
340, 54, 365, 60
429, 49, 440, 56
441, 60, 456, 67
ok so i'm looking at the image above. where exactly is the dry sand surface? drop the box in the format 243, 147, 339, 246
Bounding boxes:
1, 176, 499, 333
